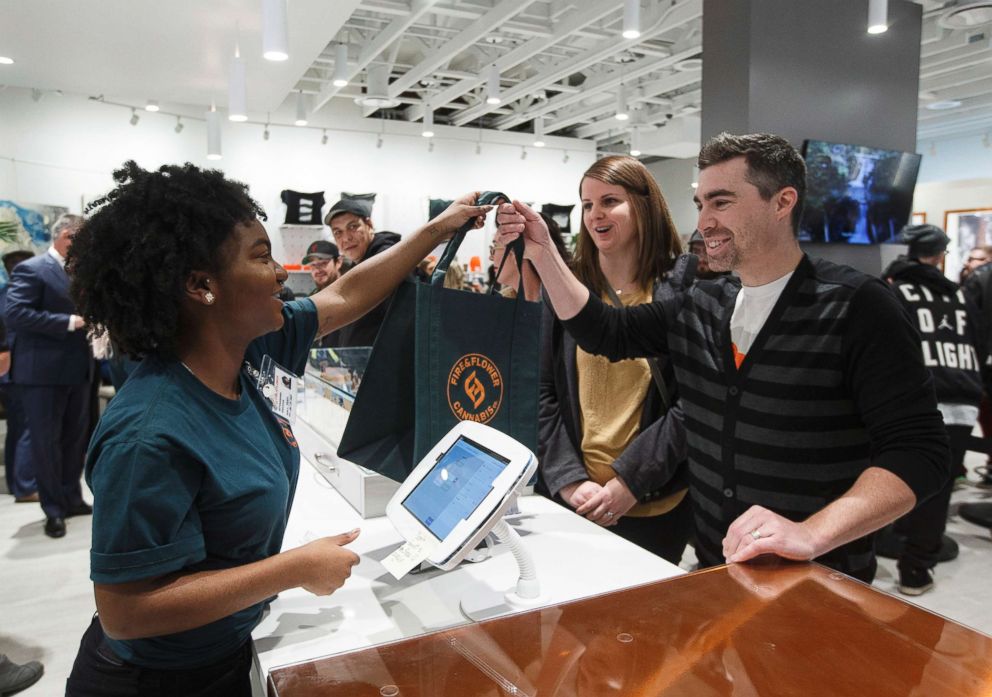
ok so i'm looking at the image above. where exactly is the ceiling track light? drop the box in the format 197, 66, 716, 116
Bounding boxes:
476, 142, 482, 155
333, 42, 349, 87
422, 103, 435, 138
145, 99, 159, 112
623, 0, 641, 39
428, 140, 435, 153
262, 0, 289, 61
868, 0, 888, 34
486, 64, 502, 105
321, 129, 328, 145
376, 133, 384, 149
229, 39, 248, 122
533, 115, 545, 147
520, 146, 528, 160
294, 90, 308, 126
129, 108, 140, 126
563, 151, 570, 164
174, 116, 184, 134
615, 84, 629, 121
206, 105, 222, 160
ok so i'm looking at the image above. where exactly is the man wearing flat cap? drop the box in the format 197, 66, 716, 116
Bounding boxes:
323, 198, 405, 347
881, 223, 984, 595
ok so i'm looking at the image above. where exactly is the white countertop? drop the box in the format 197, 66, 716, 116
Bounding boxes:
252, 456, 684, 685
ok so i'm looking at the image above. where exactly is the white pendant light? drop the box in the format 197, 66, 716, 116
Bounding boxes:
486, 64, 502, 105
629, 128, 642, 157
533, 115, 545, 147
294, 90, 308, 126
333, 42, 349, 87
206, 105, 222, 160
623, 0, 641, 39
422, 101, 434, 138
615, 84, 629, 121
868, 0, 888, 34
228, 43, 248, 122
145, 99, 159, 112
262, 0, 289, 61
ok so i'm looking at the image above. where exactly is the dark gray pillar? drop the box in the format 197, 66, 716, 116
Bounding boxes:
701, 0, 922, 274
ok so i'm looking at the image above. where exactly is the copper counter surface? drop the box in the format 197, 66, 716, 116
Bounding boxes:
267, 561, 992, 696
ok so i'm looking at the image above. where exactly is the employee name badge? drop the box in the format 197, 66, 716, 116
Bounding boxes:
257, 355, 302, 424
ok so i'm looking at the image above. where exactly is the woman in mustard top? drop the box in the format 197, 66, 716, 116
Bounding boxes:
536, 156, 692, 563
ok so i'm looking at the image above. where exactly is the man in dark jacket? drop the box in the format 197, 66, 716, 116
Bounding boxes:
324, 198, 405, 347
882, 224, 984, 595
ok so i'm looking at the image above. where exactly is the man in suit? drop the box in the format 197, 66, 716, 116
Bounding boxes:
6, 214, 92, 538
1, 249, 39, 502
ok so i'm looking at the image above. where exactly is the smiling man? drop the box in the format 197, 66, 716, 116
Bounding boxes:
323, 198, 404, 347
496, 132, 948, 583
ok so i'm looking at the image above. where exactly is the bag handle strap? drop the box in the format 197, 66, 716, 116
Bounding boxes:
604, 285, 672, 412
430, 191, 509, 287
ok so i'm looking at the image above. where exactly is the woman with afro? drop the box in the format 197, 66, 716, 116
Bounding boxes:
64, 161, 490, 696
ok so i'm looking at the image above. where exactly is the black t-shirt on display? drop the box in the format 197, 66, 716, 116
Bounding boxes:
281, 190, 326, 225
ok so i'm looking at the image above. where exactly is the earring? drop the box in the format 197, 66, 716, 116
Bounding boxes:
205, 291, 215, 305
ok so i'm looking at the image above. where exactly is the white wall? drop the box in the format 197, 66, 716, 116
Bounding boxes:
0, 88, 596, 268
644, 157, 698, 240
917, 132, 992, 184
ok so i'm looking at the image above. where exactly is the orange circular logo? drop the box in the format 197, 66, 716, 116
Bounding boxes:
447, 353, 503, 423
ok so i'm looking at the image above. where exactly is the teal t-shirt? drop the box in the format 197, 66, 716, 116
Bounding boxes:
86, 299, 318, 669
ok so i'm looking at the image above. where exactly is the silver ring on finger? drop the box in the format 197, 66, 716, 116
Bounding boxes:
605, 511, 614, 518
750, 528, 762, 540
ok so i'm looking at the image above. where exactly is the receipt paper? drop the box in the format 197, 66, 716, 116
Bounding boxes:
382, 530, 441, 580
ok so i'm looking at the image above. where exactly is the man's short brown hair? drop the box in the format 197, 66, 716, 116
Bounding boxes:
697, 132, 807, 234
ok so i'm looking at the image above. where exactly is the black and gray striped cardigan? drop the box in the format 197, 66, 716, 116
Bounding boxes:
564, 254, 948, 582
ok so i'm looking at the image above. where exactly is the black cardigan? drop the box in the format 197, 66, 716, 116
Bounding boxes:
538, 279, 688, 503
563, 254, 948, 582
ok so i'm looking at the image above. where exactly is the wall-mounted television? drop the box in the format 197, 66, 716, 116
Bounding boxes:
799, 139, 922, 244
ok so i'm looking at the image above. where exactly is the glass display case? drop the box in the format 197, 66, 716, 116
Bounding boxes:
298, 347, 399, 518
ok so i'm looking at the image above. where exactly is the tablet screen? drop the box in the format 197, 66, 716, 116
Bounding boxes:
402, 435, 510, 540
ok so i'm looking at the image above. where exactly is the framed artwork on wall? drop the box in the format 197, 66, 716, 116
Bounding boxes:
912, 212, 926, 225
945, 208, 992, 282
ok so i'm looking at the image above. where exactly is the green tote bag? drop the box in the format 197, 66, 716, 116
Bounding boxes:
338, 193, 542, 482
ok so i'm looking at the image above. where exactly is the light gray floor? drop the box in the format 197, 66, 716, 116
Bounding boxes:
1, 444, 991, 695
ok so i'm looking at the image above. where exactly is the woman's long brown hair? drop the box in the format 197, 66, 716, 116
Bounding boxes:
573, 155, 683, 297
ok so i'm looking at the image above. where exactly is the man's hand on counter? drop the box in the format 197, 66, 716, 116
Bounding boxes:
292, 529, 362, 596
723, 505, 818, 564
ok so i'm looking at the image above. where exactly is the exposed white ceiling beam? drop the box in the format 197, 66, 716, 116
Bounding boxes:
921, 68, 992, 96
451, 0, 701, 127
402, 0, 618, 123
494, 51, 698, 131
921, 48, 992, 81
577, 86, 701, 139
918, 112, 992, 141
386, 0, 541, 99
311, 0, 441, 114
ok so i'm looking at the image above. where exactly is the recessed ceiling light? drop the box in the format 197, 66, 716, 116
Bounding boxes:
674, 58, 702, 72
0, 56, 14, 65
938, 2, 992, 29
926, 100, 963, 110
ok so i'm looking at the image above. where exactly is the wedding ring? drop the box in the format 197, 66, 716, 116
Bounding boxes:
605, 511, 614, 518
750, 528, 762, 540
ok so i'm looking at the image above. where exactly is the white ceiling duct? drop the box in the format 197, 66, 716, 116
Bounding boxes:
355, 64, 401, 109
